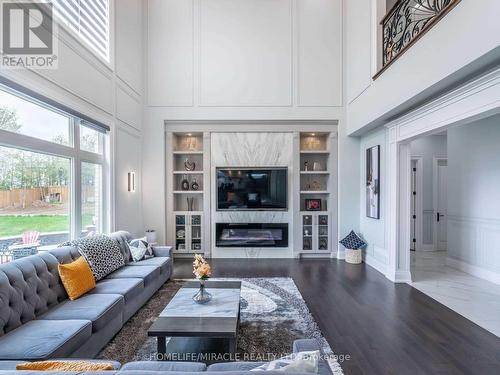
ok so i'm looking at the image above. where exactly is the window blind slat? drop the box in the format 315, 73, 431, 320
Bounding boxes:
52, 0, 109, 61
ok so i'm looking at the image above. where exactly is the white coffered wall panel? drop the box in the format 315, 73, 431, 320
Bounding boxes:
115, 124, 143, 237
147, 0, 194, 106
297, 0, 342, 106
115, 0, 143, 94
116, 83, 142, 131
200, 0, 292, 106
146, 0, 342, 110
345, 0, 371, 104
37, 34, 114, 115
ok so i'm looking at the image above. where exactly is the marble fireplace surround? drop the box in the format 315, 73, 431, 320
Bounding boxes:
211, 132, 294, 258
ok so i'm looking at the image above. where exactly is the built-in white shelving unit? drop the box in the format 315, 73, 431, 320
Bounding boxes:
166, 132, 210, 256
296, 132, 337, 256
165, 126, 337, 259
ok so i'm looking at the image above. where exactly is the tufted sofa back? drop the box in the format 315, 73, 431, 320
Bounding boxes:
108, 231, 132, 263
0, 233, 132, 336
0, 251, 69, 336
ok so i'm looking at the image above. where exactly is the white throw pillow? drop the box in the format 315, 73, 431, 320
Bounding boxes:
129, 241, 148, 262
250, 350, 319, 373
129, 237, 154, 259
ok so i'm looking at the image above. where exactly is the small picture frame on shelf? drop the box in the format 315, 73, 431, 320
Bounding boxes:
305, 199, 322, 211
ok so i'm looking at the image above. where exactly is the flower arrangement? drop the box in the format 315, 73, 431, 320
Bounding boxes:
193, 254, 211, 280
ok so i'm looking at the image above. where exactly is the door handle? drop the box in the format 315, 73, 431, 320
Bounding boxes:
437, 212, 441, 222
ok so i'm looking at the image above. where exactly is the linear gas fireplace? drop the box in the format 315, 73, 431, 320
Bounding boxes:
216, 223, 288, 248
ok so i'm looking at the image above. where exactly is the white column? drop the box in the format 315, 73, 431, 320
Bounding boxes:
385, 126, 412, 283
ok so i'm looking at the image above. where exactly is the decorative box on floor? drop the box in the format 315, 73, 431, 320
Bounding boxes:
345, 248, 362, 264
339, 230, 366, 265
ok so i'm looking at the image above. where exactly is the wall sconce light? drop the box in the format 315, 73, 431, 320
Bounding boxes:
127, 172, 135, 192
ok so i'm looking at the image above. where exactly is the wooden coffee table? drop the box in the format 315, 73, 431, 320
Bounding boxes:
148, 280, 241, 359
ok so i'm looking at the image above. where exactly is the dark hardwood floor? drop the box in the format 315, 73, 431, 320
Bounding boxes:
173, 258, 500, 375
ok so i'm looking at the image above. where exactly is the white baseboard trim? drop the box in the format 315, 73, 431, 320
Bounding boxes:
363, 254, 387, 276
385, 270, 412, 284
446, 257, 500, 285
336, 250, 345, 260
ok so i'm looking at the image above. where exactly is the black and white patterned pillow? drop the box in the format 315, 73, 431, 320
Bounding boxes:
129, 237, 154, 259
63, 235, 125, 280
339, 230, 366, 250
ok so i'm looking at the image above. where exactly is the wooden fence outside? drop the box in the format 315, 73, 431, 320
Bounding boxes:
0, 186, 70, 209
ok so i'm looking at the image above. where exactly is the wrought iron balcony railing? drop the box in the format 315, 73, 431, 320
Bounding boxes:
377, 0, 461, 76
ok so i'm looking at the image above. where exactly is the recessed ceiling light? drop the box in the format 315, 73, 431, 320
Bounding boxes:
311, 133, 316, 136
187, 133, 192, 136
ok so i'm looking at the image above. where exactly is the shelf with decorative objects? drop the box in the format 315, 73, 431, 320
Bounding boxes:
296, 132, 337, 256
166, 132, 210, 256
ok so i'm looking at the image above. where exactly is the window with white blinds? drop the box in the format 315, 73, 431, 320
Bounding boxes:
52, 0, 110, 62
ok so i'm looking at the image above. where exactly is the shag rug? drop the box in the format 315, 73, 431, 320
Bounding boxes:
98, 278, 343, 374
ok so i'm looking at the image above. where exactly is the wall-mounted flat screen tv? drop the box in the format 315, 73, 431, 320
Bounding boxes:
217, 168, 287, 210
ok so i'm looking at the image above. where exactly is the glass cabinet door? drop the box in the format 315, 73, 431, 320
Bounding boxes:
302, 215, 313, 250
175, 215, 186, 251
318, 214, 329, 251
190, 214, 202, 252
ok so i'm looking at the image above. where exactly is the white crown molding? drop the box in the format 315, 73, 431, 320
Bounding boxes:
385, 67, 500, 141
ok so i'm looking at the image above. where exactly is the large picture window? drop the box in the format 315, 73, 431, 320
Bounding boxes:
0, 86, 108, 264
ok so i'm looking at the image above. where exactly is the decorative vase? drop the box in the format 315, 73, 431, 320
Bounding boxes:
181, 176, 190, 190
184, 158, 196, 171
191, 178, 199, 191
192, 279, 212, 304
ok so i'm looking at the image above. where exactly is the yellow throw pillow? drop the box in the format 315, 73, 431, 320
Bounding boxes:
16, 360, 114, 371
58, 256, 96, 300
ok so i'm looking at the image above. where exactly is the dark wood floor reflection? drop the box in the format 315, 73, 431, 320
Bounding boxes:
173, 258, 500, 375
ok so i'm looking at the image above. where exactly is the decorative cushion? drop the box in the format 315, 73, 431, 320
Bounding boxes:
58, 256, 96, 300
62, 235, 125, 281
129, 237, 154, 259
16, 360, 114, 371
339, 230, 366, 250
129, 241, 149, 262
250, 350, 320, 373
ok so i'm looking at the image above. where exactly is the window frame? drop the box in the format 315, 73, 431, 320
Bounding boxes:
0, 88, 109, 243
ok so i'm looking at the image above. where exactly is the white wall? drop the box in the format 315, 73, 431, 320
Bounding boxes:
146, 0, 343, 116
345, 0, 500, 134
447, 116, 500, 284
358, 128, 387, 273
143, 0, 359, 245
0, 0, 145, 236
410, 135, 447, 248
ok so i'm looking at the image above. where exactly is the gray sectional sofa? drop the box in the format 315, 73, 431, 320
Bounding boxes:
0, 231, 172, 361
0, 339, 332, 375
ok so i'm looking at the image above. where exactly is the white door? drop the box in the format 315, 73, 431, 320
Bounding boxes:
436, 161, 448, 251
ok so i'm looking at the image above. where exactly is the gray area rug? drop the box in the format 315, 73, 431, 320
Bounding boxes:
98, 278, 343, 374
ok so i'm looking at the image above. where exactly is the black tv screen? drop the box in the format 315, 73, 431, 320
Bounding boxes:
217, 168, 287, 210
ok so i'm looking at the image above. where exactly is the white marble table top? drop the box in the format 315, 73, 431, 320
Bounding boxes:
160, 287, 241, 318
